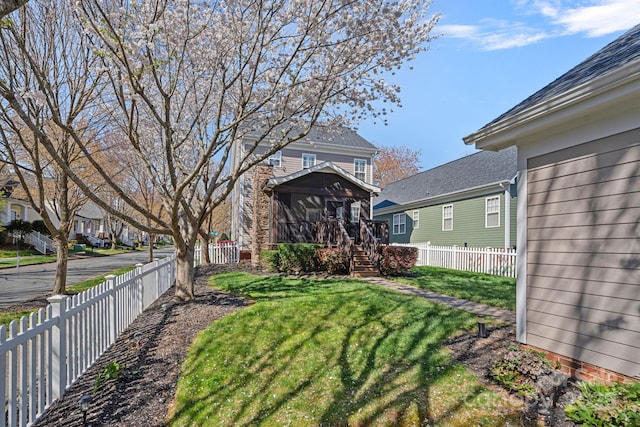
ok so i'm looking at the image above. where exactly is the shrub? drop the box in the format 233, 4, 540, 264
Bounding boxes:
379, 246, 418, 276
260, 249, 280, 272
490, 346, 551, 397
565, 381, 640, 426
277, 243, 322, 273
317, 248, 349, 275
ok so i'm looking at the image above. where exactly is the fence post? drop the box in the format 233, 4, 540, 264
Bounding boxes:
105, 275, 117, 345
153, 258, 160, 300
426, 242, 431, 266
452, 245, 458, 270
136, 263, 144, 314
47, 294, 68, 401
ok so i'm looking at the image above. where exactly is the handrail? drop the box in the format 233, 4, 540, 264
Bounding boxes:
359, 220, 383, 270
337, 220, 355, 274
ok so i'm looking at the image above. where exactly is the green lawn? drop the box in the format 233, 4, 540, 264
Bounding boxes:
393, 266, 517, 311
170, 273, 523, 426
0, 254, 57, 268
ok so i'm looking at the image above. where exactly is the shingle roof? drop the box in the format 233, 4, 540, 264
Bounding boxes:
245, 121, 377, 151
373, 146, 517, 207
482, 24, 640, 129
302, 124, 377, 150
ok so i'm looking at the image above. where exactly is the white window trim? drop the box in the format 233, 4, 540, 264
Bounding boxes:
412, 210, 420, 229
442, 204, 453, 231
350, 205, 360, 223
354, 158, 367, 181
393, 213, 406, 235
485, 196, 501, 228
268, 150, 282, 167
302, 153, 316, 169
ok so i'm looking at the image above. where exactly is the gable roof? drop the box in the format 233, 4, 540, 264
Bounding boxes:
464, 24, 640, 149
244, 121, 377, 152
488, 25, 640, 128
264, 161, 380, 194
373, 146, 516, 209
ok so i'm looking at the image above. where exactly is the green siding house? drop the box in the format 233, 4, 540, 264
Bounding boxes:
373, 147, 517, 248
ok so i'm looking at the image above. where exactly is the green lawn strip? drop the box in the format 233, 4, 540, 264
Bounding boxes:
0, 249, 39, 258
393, 266, 517, 311
67, 266, 136, 293
0, 255, 57, 269
170, 272, 523, 426
1, 266, 137, 331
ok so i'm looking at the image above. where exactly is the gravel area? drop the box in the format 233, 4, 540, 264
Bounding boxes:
2, 265, 580, 426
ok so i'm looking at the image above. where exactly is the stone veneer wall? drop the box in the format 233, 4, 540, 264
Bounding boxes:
251, 164, 274, 266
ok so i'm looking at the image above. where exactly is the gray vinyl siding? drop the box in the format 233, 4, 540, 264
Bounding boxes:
377, 193, 511, 247
248, 143, 372, 184
526, 128, 640, 378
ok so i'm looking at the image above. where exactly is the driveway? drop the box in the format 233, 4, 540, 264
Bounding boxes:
0, 247, 175, 309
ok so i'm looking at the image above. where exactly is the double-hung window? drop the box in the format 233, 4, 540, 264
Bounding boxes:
268, 150, 282, 167
442, 204, 453, 231
412, 210, 420, 229
486, 196, 500, 228
350, 203, 361, 223
354, 159, 366, 181
302, 153, 316, 169
393, 213, 406, 235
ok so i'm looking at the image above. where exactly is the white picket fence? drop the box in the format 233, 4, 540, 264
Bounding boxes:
1, 254, 176, 427
193, 242, 240, 266
393, 243, 517, 278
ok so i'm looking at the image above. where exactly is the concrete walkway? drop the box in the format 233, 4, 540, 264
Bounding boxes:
362, 276, 516, 324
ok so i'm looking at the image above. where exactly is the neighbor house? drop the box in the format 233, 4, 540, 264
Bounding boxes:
230, 123, 380, 261
1, 179, 111, 247
463, 25, 640, 382
1, 179, 40, 225
373, 147, 517, 248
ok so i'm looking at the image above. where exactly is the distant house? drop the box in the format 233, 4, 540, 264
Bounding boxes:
1, 180, 40, 225
373, 147, 517, 248
463, 25, 640, 382
1, 179, 110, 246
230, 123, 380, 260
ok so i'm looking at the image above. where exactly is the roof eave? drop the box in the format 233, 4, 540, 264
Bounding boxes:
464, 61, 640, 150
374, 179, 513, 216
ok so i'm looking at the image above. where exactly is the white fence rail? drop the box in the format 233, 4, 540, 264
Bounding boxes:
194, 242, 240, 266
393, 243, 517, 278
23, 232, 56, 255
1, 254, 176, 427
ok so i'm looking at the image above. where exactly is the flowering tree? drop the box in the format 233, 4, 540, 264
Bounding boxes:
1, 0, 439, 301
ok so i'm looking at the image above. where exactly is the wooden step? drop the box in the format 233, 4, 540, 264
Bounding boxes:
350, 245, 378, 278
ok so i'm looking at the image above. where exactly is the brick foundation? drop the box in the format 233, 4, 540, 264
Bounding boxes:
524, 345, 639, 384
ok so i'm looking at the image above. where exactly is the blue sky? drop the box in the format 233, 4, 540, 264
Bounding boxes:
357, 0, 640, 171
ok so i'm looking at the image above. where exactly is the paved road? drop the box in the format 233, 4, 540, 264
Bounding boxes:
0, 247, 175, 309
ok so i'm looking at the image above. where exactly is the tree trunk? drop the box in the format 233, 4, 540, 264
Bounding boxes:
201, 233, 211, 265
174, 243, 195, 301
52, 239, 68, 295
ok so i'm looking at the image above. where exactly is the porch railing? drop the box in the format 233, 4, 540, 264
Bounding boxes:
23, 231, 57, 255
359, 220, 386, 270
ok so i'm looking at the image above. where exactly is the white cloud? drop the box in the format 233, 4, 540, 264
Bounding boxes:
439, 0, 638, 50
552, 0, 640, 37
439, 21, 549, 51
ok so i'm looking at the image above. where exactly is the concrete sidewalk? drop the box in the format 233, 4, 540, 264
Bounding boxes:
362, 276, 516, 324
